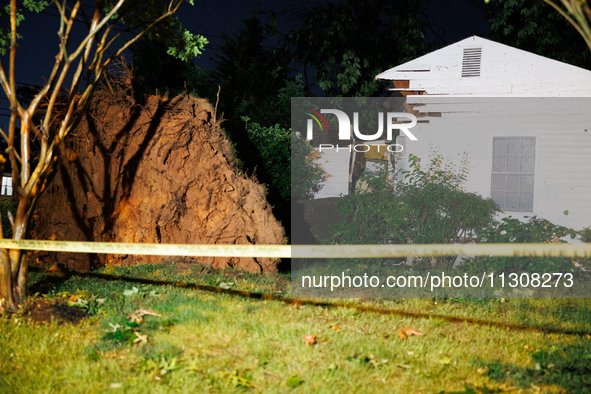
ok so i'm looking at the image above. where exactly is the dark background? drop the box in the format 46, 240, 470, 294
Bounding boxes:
0, 0, 490, 124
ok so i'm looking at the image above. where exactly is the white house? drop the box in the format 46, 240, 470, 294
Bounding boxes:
375, 36, 591, 230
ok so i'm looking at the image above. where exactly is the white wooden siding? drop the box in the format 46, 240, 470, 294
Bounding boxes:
313, 148, 350, 199
402, 98, 591, 230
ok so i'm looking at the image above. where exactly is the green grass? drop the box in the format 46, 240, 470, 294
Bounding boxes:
1, 263, 590, 393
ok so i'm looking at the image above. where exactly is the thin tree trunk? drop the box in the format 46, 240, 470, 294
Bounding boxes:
0, 250, 16, 312
11, 197, 30, 302
0, 156, 17, 312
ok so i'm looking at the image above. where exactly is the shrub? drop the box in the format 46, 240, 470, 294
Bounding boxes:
329, 186, 408, 246
243, 117, 291, 200
243, 118, 326, 201
329, 153, 500, 270
397, 154, 499, 269
460, 216, 577, 274
579, 226, 591, 243
572, 226, 591, 270
290, 134, 326, 200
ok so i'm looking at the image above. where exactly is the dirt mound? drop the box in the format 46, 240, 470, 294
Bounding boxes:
30, 86, 285, 274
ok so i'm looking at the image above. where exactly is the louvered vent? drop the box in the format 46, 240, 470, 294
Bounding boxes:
462, 48, 482, 77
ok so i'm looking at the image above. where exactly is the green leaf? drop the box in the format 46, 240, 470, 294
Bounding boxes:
570, 230, 577, 239
123, 287, 139, 296
218, 282, 234, 290
86, 350, 101, 362
286, 376, 304, 388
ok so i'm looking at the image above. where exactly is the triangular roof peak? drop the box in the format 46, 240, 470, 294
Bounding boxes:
376, 36, 591, 96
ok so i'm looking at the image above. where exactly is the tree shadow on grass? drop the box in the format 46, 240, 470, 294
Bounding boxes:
25, 266, 591, 340
475, 343, 591, 393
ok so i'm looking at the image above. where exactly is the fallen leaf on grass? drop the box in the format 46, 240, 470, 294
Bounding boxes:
217, 370, 253, 388
398, 327, 424, 340
123, 287, 139, 296
330, 325, 341, 332
290, 300, 304, 308
286, 376, 304, 388
347, 354, 388, 368
477, 366, 490, 375
133, 332, 148, 344
304, 334, 317, 346
366, 354, 388, 367
218, 282, 234, 290
127, 309, 163, 324
184, 360, 200, 372
403, 327, 424, 337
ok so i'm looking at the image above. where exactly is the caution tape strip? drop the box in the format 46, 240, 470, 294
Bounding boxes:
0, 239, 291, 258
1, 239, 591, 258
292, 243, 591, 258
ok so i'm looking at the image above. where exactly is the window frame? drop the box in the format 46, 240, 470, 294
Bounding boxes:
1, 175, 13, 197
490, 136, 536, 212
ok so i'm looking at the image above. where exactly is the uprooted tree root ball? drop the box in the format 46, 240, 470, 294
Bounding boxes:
30, 82, 285, 274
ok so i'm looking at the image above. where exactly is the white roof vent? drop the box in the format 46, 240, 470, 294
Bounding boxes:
462, 47, 482, 77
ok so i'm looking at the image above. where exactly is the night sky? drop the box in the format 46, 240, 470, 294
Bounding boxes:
0, 0, 490, 125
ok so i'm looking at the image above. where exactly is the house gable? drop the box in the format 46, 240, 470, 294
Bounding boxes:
376, 36, 591, 97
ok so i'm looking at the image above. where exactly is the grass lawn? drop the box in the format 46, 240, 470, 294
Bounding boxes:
1, 263, 590, 393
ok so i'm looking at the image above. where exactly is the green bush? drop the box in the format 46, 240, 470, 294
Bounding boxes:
0, 199, 18, 238
329, 186, 408, 246
568, 225, 591, 271
460, 216, 577, 274
243, 117, 326, 201
290, 134, 326, 200
329, 153, 500, 270
578, 226, 591, 243
397, 154, 499, 269
243, 117, 291, 200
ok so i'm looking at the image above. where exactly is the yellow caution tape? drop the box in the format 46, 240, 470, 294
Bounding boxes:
292, 243, 591, 258
1, 239, 591, 258
0, 239, 291, 258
